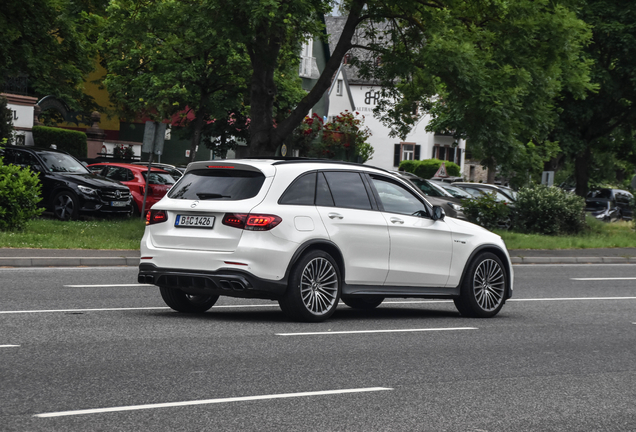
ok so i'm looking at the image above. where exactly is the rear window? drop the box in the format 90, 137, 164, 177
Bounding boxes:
168, 169, 265, 200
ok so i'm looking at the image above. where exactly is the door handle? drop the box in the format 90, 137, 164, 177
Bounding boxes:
390, 217, 404, 224
328, 212, 344, 220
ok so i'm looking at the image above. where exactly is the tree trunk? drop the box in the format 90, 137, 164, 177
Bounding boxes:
190, 101, 207, 163
574, 147, 591, 197
242, 0, 367, 157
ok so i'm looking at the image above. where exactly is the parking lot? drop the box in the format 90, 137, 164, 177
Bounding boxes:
1, 264, 635, 431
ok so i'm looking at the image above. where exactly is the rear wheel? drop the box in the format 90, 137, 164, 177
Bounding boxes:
279, 250, 341, 322
342, 297, 384, 310
159, 286, 219, 313
454, 252, 507, 318
53, 191, 79, 221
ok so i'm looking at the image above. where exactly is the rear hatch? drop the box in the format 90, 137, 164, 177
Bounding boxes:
147, 162, 274, 252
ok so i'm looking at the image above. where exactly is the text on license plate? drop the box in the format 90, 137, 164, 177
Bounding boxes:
175, 215, 215, 228
111, 201, 127, 207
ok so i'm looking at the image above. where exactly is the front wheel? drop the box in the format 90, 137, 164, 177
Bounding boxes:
53, 191, 79, 221
454, 252, 507, 318
159, 286, 219, 313
279, 250, 341, 322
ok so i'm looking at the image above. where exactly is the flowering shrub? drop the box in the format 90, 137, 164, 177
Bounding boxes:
315, 111, 374, 162
512, 184, 585, 235
290, 113, 324, 155
113, 144, 135, 160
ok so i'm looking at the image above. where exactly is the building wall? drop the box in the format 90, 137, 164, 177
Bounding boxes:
2, 93, 38, 146
327, 77, 466, 173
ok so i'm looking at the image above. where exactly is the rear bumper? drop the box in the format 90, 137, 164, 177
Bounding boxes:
138, 263, 287, 300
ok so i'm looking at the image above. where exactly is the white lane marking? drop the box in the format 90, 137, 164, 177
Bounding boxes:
570, 277, 636, 281
0, 307, 169, 314
63, 284, 154, 288
0, 345, 20, 348
34, 387, 393, 418
509, 297, 636, 302
3, 297, 636, 315
277, 327, 477, 336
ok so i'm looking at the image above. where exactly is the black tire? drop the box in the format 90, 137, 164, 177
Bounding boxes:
53, 191, 79, 221
279, 250, 341, 322
342, 297, 384, 310
454, 252, 507, 318
159, 286, 219, 313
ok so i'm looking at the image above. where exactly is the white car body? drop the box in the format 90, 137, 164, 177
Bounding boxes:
139, 159, 513, 321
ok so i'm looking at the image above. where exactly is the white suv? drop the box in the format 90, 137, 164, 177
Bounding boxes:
138, 159, 513, 322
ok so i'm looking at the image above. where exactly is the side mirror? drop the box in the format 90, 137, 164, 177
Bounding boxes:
432, 205, 446, 221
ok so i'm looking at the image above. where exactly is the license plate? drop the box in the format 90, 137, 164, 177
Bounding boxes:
175, 215, 215, 228
111, 201, 127, 207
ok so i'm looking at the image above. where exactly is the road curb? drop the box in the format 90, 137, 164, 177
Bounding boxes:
0, 257, 141, 267
510, 256, 636, 264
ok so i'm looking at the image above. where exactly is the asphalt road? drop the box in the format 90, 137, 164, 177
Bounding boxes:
1, 264, 635, 431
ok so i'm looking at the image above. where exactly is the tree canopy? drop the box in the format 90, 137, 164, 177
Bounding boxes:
0, 0, 104, 112
551, 0, 636, 196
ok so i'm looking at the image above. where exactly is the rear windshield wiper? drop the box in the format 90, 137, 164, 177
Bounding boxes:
196, 193, 231, 199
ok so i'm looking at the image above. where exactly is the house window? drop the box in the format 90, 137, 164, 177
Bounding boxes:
432, 144, 462, 167
393, 143, 420, 167
299, 38, 314, 78
336, 79, 343, 96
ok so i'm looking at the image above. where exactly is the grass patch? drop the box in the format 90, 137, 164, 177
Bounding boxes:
1, 215, 635, 251
495, 218, 636, 250
0, 217, 146, 250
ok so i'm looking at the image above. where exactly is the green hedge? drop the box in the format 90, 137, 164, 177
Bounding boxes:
512, 184, 585, 235
0, 156, 44, 231
399, 158, 461, 179
32, 126, 87, 159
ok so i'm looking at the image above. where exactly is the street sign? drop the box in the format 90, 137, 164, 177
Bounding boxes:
142, 121, 166, 155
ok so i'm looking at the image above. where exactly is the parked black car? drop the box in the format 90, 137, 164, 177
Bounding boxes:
585, 198, 621, 222
587, 188, 634, 221
0, 145, 133, 220
392, 171, 466, 220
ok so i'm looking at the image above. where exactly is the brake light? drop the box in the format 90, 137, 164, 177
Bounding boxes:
146, 210, 168, 225
222, 213, 281, 231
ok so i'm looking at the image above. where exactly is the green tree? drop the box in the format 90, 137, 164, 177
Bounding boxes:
353, 0, 593, 184
99, 0, 253, 162
99, 0, 593, 161
552, 0, 636, 196
0, 0, 101, 112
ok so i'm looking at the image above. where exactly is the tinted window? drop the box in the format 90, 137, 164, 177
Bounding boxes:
409, 178, 444, 197
279, 172, 316, 205
371, 176, 428, 216
143, 171, 175, 185
104, 167, 133, 182
38, 151, 90, 173
316, 172, 335, 206
323, 171, 371, 210
169, 169, 265, 200
5, 150, 40, 170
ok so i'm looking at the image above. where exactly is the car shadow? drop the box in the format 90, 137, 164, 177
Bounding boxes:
148, 304, 461, 323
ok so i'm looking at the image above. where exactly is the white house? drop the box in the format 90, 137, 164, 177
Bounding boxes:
324, 17, 466, 174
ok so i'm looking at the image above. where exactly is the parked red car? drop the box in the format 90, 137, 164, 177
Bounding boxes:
87, 162, 176, 215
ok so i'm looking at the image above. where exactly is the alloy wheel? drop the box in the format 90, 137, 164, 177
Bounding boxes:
300, 257, 339, 315
473, 258, 505, 312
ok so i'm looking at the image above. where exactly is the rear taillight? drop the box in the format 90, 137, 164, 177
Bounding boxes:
146, 210, 168, 225
222, 213, 282, 231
